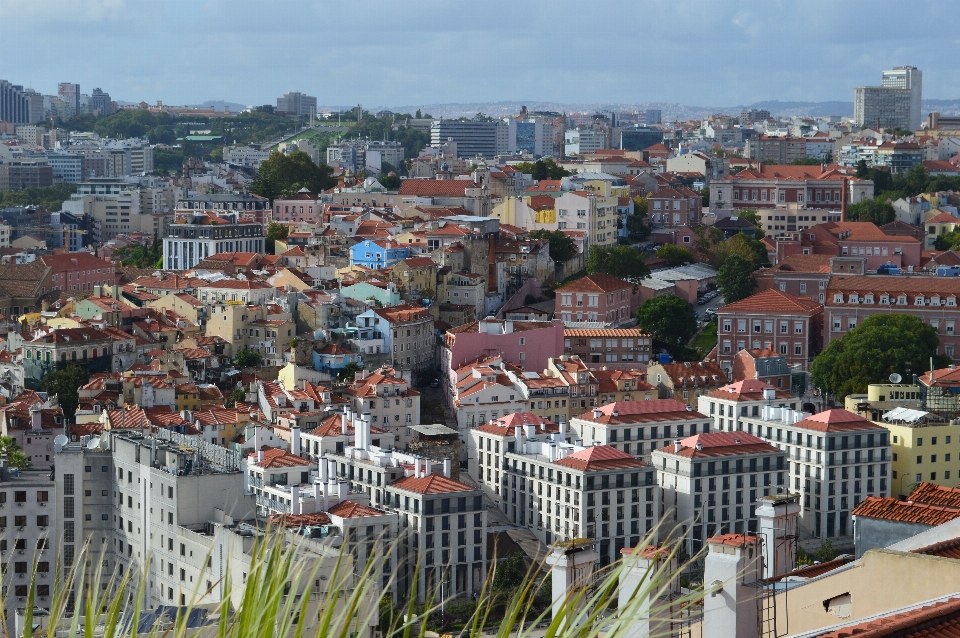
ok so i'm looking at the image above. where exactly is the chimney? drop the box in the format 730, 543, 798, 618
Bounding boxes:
619, 545, 681, 638
319, 457, 328, 483
703, 534, 764, 638
443, 458, 452, 478
762, 387, 775, 401
414, 460, 421, 479
840, 176, 848, 222
30, 405, 41, 431
545, 541, 600, 632
515, 425, 523, 445
593, 408, 602, 419
291, 424, 301, 457
290, 485, 300, 515
756, 494, 801, 578
327, 459, 337, 485
424, 458, 432, 476
673, 439, 681, 453
257, 449, 264, 463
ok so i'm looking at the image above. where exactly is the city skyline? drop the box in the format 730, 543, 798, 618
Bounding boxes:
4, 0, 960, 109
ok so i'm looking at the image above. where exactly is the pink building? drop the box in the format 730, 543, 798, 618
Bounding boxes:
41, 252, 117, 294
272, 191, 322, 224
441, 319, 564, 404
555, 273, 633, 325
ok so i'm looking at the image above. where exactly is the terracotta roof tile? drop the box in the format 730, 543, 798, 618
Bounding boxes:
554, 445, 647, 471
327, 500, 388, 518
851, 496, 960, 527
793, 409, 884, 433
718, 289, 823, 315
557, 273, 632, 294
814, 596, 960, 638
907, 483, 960, 509
390, 473, 476, 494
706, 533, 762, 547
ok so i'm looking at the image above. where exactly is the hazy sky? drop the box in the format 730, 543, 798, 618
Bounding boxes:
4, 0, 958, 109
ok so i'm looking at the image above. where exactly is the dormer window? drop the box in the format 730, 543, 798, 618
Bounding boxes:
880, 295, 889, 304
864, 294, 874, 304
915, 296, 925, 306
833, 294, 844, 303
898, 295, 907, 305
848, 294, 858, 304
948, 297, 957, 307
932, 296, 941, 306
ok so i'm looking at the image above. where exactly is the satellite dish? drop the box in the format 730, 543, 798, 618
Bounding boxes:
54, 434, 68, 447
87, 437, 101, 450
889, 373, 903, 384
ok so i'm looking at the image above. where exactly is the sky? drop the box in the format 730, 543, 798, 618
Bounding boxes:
4, 0, 959, 110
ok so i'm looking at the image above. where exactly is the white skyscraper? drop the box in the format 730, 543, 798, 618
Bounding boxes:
854, 66, 922, 132
882, 66, 922, 131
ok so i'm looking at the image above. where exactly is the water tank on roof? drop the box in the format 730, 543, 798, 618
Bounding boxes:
659, 353, 671, 365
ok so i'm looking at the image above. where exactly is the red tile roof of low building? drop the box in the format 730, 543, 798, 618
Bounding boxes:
769, 253, 832, 274
769, 555, 855, 582
253, 446, 313, 469
793, 409, 885, 433
851, 496, 960, 526
910, 538, 960, 560
577, 398, 703, 424
327, 500, 388, 518
402, 257, 436, 268
269, 512, 331, 527
553, 445, 647, 471
706, 379, 794, 401
657, 432, 780, 458
398, 180, 481, 197
706, 533, 762, 547
907, 482, 960, 509
556, 273, 632, 294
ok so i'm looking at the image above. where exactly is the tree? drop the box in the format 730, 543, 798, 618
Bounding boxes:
265, 222, 289, 254
514, 158, 571, 180
736, 208, 762, 227
379, 173, 401, 189
39, 364, 89, 421
586, 245, 650, 282
632, 196, 648, 217
717, 254, 758, 303
847, 198, 896, 225
530, 229, 578, 263
635, 295, 698, 355
250, 150, 336, 202
811, 314, 950, 398
112, 235, 163, 268
790, 158, 824, 165
655, 244, 696, 267
700, 187, 710, 207
225, 388, 247, 408
233, 348, 263, 369
0, 436, 30, 469
337, 362, 363, 382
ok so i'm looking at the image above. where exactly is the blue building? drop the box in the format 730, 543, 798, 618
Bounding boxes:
350, 239, 409, 269
313, 343, 362, 375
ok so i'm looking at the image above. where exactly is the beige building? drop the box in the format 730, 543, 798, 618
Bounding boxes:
204, 302, 294, 364
343, 366, 421, 448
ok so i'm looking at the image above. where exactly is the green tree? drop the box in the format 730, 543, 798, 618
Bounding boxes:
586, 245, 650, 282
635, 295, 698, 355
39, 364, 90, 421
736, 208, 762, 227
811, 314, 950, 398
847, 198, 896, 224
112, 235, 163, 268
265, 222, 290, 254
514, 159, 571, 180
655, 244, 696, 267
250, 150, 336, 202
632, 196, 648, 216
225, 388, 247, 408
233, 348, 263, 369
530, 229, 578, 263
337, 362, 363, 382
934, 230, 960, 251
717, 254, 758, 303
0, 183, 78, 212
379, 173, 401, 189
0, 435, 31, 469
700, 187, 710, 207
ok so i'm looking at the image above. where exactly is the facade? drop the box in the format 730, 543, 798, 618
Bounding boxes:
646, 361, 726, 405
430, 120, 509, 159
0, 79, 32, 124
699, 379, 800, 434
563, 327, 653, 369
738, 407, 891, 540
275, 91, 317, 117
41, 252, 116, 293
344, 367, 421, 448
163, 211, 265, 271
652, 432, 787, 554
709, 165, 874, 214
441, 319, 564, 387
854, 66, 922, 131
556, 273, 633, 325
881, 411, 960, 497
350, 239, 410, 270
554, 190, 618, 250
824, 275, 960, 361
272, 191, 323, 224
22, 327, 115, 388
715, 289, 824, 374
355, 304, 435, 372
0, 160, 53, 191
647, 187, 702, 229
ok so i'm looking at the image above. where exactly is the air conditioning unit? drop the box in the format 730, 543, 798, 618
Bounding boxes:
17, 549, 24, 555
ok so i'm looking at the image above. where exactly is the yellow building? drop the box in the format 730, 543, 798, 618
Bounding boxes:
390, 257, 437, 297
204, 302, 295, 366
594, 369, 656, 405
490, 197, 558, 231
882, 413, 960, 496
844, 382, 922, 421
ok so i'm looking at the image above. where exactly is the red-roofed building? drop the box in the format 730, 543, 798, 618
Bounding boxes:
709, 164, 874, 215
555, 273, 633, 325
41, 252, 116, 294
652, 431, 787, 553
716, 289, 824, 373
647, 187, 702, 229
740, 405, 891, 540
271, 191, 322, 224
700, 379, 798, 432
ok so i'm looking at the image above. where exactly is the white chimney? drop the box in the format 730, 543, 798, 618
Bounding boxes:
424, 458, 432, 476
673, 439, 681, 453
762, 387, 775, 401
524, 423, 536, 439
290, 485, 300, 515
30, 406, 41, 432
443, 458, 452, 478
703, 535, 764, 638
546, 541, 600, 632
619, 546, 682, 638
515, 425, 523, 445
327, 459, 337, 484
756, 494, 801, 579
319, 457, 328, 482
291, 424, 301, 457
257, 449, 264, 463
414, 460, 421, 479
593, 408, 602, 419
362, 412, 372, 450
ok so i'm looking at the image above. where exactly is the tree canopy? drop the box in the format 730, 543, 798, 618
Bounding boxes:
635, 295, 698, 355
39, 364, 90, 421
514, 158, 571, 181
811, 314, 950, 398
250, 151, 336, 202
233, 347, 263, 369
846, 198, 896, 225
113, 235, 163, 268
0, 183, 77, 212
530, 229, 579, 263
0, 436, 30, 470
717, 254, 758, 304
655, 244, 696, 267
586, 245, 649, 281
695, 227, 769, 269
265, 222, 290, 254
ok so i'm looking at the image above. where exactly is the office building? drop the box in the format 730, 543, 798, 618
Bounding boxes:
854, 66, 922, 131
430, 120, 509, 159
276, 92, 317, 117
620, 127, 664, 152
163, 210, 265, 270
89, 88, 114, 116
58, 82, 80, 118
0, 160, 53, 190
645, 110, 662, 125
740, 108, 772, 124
45, 153, 84, 183
0, 80, 32, 124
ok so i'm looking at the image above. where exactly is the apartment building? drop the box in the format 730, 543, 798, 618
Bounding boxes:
570, 399, 713, 461
21, 327, 117, 389
343, 367, 421, 448
0, 461, 57, 627
204, 302, 294, 365
647, 187, 702, 229
468, 416, 657, 566
880, 409, 960, 497
738, 407, 891, 540
163, 211, 265, 271
699, 380, 800, 433
744, 136, 808, 164
554, 190, 618, 250
730, 349, 793, 388
563, 328, 653, 369
451, 356, 528, 430
824, 275, 960, 361
709, 165, 874, 214
651, 432, 787, 554
715, 289, 824, 374
556, 274, 633, 325
354, 304, 435, 372
594, 370, 655, 405
646, 361, 726, 404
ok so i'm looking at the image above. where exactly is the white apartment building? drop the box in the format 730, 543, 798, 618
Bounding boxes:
699, 380, 802, 433
344, 368, 421, 448
451, 356, 527, 430
738, 407, 891, 540
468, 413, 659, 566
554, 190, 618, 250
163, 211, 265, 271
0, 461, 56, 629
222, 145, 271, 168
651, 432, 787, 555
570, 399, 713, 461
